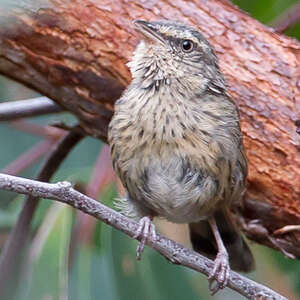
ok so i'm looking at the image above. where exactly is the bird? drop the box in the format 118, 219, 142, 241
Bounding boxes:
108, 19, 254, 293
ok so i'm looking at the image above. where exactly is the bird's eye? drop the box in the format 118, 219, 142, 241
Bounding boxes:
181, 39, 194, 52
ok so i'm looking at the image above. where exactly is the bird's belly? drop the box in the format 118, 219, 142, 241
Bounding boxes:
141, 186, 216, 224
127, 155, 219, 224
150, 194, 212, 223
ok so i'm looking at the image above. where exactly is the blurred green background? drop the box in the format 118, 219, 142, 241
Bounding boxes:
0, 0, 299, 299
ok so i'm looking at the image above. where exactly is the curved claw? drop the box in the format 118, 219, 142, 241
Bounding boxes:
208, 252, 230, 295
133, 216, 156, 260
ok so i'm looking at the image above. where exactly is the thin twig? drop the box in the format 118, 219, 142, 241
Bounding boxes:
0, 173, 288, 300
0, 129, 83, 300
0, 97, 62, 121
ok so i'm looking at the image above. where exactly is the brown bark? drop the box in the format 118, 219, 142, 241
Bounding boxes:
0, 0, 299, 257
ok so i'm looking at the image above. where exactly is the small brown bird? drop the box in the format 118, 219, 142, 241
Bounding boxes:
108, 20, 254, 293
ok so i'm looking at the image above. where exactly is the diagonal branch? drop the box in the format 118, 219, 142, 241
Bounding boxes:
0, 97, 62, 121
0, 0, 298, 258
0, 172, 288, 300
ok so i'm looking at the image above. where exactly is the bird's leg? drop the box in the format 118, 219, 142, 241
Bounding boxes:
208, 216, 230, 295
133, 216, 156, 260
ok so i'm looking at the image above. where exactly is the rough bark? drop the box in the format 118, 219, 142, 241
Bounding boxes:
0, 0, 299, 257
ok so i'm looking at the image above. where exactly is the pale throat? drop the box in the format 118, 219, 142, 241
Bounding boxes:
128, 41, 186, 82
126, 41, 213, 140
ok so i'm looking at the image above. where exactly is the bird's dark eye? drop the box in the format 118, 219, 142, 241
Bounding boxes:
181, 39, 194, 52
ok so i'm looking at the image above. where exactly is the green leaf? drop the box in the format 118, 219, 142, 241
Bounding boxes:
17, 202, 73, 300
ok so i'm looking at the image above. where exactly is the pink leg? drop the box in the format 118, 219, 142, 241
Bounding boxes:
208, 217, 230, 295
133, 216, 156, 260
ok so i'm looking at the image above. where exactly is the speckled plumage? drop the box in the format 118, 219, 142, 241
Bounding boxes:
108, 20, 254, 287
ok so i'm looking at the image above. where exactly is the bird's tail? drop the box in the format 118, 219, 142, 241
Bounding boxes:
189, 209, 255, 272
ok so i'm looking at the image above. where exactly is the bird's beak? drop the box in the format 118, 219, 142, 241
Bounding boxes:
133, 20, 165, 44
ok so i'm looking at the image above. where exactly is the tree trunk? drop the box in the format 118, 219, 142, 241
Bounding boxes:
0, 0, 299, 257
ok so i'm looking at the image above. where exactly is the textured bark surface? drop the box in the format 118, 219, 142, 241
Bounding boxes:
0, 0, 299, 257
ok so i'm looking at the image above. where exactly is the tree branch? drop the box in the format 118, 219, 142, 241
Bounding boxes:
0, 97, 62, 121
0, 0, 298, 257
0, 172, 288, 300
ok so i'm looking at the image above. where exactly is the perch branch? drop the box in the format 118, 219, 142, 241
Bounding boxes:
0, 0, 298, 257
0, 173, 288, 300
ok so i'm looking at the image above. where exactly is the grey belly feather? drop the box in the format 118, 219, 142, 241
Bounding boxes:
126, 157, 219, 223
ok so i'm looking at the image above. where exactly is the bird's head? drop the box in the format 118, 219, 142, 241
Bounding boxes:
128, 20, 223, 90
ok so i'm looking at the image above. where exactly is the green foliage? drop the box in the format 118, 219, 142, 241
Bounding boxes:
21, 203, 73, 300
233, 0, 300, 39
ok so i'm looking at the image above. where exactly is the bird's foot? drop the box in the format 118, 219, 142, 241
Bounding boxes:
208, 251, 230, 295
133, 216, 156, 260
